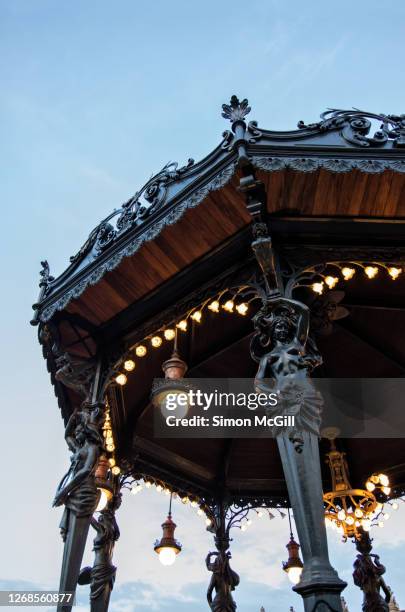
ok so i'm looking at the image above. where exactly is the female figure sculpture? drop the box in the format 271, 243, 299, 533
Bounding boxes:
53, 405, 103, 540
206, 550, 240, 612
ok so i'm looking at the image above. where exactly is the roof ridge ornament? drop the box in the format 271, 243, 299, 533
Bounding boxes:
298, 108, 405, 148
222, 95, 251, 163
221, 95, 251, 124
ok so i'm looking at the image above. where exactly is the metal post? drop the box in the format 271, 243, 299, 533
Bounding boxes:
78, 491, 121, 612
251, 296, 346, 612
277, 431, 346, 611
53, 400, 105, 612
205, 499, 240, 612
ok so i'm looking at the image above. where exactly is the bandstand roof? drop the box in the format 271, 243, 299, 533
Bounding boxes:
33, 101, 405, 506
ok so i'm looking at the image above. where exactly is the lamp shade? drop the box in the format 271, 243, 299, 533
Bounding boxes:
154, 514, 182, 566
282, 537, 303, 585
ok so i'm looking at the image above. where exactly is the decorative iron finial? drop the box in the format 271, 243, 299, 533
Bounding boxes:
31, 260, 55, 325
39, 260, 54, 288
222, 95, 251, 123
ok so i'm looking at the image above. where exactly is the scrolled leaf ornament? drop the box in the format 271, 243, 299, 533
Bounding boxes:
221, 95, 251, 123
298, 108, 405, 148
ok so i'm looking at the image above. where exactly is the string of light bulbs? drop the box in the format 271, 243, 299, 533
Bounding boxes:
310, 262, 402, 295
113, 288, 254, 387
126, 477, 288, 533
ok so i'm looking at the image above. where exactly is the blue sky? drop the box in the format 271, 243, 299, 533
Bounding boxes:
1, 1, 405, 610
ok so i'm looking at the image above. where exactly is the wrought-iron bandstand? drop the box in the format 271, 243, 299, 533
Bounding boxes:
32, 97, 405, 612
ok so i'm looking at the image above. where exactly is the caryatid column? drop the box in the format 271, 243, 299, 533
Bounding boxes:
353, 529, 390, 612
205, 498, 241, 612
78, 489, 121, 612
53, 400, 105, 611
251, 297, 346, 612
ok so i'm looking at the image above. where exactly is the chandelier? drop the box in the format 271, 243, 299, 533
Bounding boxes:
323, 434, 391, 540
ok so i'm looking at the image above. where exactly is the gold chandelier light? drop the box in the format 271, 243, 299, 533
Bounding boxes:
323, 437, 391, 540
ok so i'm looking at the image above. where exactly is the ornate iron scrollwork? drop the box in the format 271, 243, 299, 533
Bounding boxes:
298, 109, 405, 148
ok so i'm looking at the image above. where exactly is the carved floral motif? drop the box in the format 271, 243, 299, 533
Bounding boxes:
221, 95, 251, 123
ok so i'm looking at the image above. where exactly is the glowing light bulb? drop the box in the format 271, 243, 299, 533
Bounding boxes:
236, 303, 249, 316
164, 488, 171, 496
378, 474, 389, 487
247, 519, 252, 526
164, 329, 176, 341
371, 474, 380, 484
145, 481, 152, 488
382, 486, 391, 495
124, 359, 136, 372
208, 300, 220, 313
383, 513, 390, 521
287, 566, 303, 585
312, 282, 324, 295
355, 508, 364, 518
156, 485, 163, 493
135, 345, 147, 357
365, 266, 378, 279
223, 300, 234, 313
361, 519, 371, 531
345, 515, 355, 525
176, 320, 188, 332
197, 509, 204, 516
115, 373, 127, 386
378, 521, 384, 528
190, 500, 198, 508
325, 276, 339, 289
392, 502, 399, 510
151, 336, 162, 348
111, 465, 121, 476
366, 481, 376, 492
257, 511, 264, 518
337, 509, 346, 521
191, 310, 202, 323
388, 267, 402, 280
95, 489, 109, 512
181, 496, 189, 504
158, 547, 177, 566
108, 458, 116, 467
241, 525, 247, 532
205, 518, 212, 527
341, 267, 355, 281
106, 444, 115, 452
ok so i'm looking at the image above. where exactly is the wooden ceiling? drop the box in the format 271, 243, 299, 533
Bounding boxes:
63, 168, 405, 329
